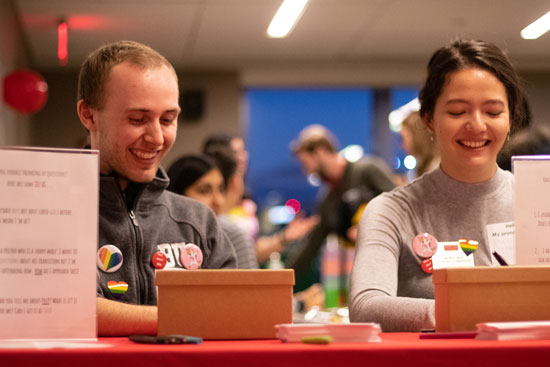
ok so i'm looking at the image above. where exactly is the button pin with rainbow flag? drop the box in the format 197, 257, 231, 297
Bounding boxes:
459, 239, 479, 256
97, 244, 124, 273
107, 281, 128, 300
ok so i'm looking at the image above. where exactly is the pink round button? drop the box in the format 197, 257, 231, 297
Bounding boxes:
180, 244, 203, 269
152, 251, 167, 269
412, 232, 438, 258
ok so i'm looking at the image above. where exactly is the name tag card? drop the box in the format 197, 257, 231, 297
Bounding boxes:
0, 147, 98, 340
486, 222, 515, 265
513, 156, 550, 265
431, 242, 475, 270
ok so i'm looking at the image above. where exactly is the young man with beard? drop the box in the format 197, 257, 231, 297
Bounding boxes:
288, 125, 396, 291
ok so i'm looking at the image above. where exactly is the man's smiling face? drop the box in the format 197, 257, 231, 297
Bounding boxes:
91, 61, 180, 189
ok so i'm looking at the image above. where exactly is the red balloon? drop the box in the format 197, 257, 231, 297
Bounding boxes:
3, 70, 48, 114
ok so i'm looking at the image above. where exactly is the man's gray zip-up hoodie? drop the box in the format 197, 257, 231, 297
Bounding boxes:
96, 168, 237, 305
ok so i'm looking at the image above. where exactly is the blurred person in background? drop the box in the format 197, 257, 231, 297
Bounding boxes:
168, 152, 325, 311
497, 124, 550, 171
287, 124, 396, 299
203, 134, 248, 214
167, 154, 258, 269
203, 133, 319, 265
400, 110, 441, 180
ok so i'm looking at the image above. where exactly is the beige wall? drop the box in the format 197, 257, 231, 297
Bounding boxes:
16, 66, 550, 160
523, 71, 550, 127
2, 0, 549, 153
20, 68, 550, 162
0, 0, 31, 146
29, 72, 86, 148
28, 70, 242, 171
165, 71, 242, 169
1, 4, 242, 154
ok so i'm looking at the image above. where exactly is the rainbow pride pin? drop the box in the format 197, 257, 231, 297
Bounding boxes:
107, 281, 128, 300
97, 244, 123, 273
459, 239, 478, 256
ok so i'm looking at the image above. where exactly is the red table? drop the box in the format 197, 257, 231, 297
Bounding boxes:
2, 333, 550, 367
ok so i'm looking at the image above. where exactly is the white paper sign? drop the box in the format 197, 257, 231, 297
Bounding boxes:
513, 156, 550, 265
486, 222, 515, 265
0, 147, 98, 340
431, 241, 475, 269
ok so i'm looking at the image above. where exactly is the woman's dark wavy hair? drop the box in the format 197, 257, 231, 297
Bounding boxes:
167, 155, 217, 195
418, 39, 530, 134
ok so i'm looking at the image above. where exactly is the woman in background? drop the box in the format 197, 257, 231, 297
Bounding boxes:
350, 39, 528, 331
167, 154, 258, 269
202, 133, 319, 264
400, 110, 440, 179
168, 154, 325, 311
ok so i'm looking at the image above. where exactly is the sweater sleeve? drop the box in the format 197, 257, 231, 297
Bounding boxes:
208, 224, 237, 270
349, 195, 435, 332
200, 206, 237, 270
221, 217, 259, 269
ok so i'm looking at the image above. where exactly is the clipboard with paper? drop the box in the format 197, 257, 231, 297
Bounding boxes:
0, 147, 98, 340
513, 155, 550, 265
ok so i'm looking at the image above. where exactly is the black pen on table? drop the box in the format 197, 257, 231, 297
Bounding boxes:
492, 251, 509, 266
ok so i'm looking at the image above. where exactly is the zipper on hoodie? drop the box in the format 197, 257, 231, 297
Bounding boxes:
128, 209, 147, 305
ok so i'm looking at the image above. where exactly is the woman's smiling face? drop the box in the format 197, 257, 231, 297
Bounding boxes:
427, 67, 510, 183
184, 168, 226, 215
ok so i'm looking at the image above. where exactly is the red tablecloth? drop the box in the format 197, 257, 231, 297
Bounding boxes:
2, 333, 550, 367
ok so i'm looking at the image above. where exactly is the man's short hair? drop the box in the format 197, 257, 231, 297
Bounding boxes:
77, 40, 178, 109
291, 124, 338, 155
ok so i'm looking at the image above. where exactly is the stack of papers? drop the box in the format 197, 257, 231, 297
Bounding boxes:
476, 321, 550, 341
275, 323, 381, 343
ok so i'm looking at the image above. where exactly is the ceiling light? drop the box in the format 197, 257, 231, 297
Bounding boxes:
521, 11, 550, 39
267, 0, 309, 38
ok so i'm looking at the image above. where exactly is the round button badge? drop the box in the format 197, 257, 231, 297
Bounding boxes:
181, 244, 203, 269
421, 258, 433, 274
97, 244, 123, 273
152, 251, 168, 270
412, 232, 438, 258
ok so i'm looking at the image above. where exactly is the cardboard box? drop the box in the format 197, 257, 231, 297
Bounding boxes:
155, 269, 294, 339
433, 266, 550, 332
